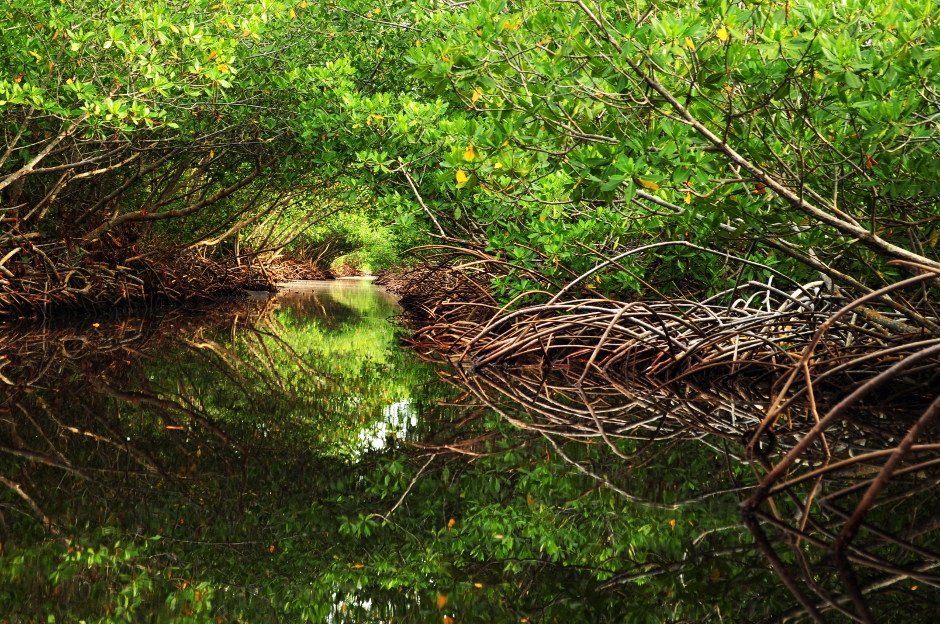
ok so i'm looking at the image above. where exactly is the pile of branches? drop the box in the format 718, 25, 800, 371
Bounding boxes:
266, 257, 332, 282
332, 262, 365, 278
377, 245, 550, 330
391, 245, 940, 622
0, 297, 276, 391
393, 246, 938, 444
0, 245, 283, 320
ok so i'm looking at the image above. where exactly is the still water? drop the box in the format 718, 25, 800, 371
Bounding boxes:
0, 280, 935, 623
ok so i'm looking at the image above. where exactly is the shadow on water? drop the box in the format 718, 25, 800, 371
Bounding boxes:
0, 279, 936, 622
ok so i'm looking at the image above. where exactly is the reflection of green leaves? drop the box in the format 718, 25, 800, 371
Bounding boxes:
0, 280, 800, 623
147, 281, 432, 459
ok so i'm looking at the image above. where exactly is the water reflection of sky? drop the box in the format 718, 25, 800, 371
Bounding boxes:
357, 399, 418, 455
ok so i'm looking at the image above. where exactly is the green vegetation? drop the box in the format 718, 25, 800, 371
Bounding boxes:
2, 0, 936, 300
1, 2, 938, 621
404, 0, 938, 296
0, 0, 434, 291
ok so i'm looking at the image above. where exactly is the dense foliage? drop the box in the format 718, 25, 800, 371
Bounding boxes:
398, 0, 940, 296
2, 0, 936, 294
0, 0, 432, 287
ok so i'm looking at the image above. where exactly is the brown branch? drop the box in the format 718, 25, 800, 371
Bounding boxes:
84, 156, 270, 242
562, 0, 940, 272
0, 112, 90, 193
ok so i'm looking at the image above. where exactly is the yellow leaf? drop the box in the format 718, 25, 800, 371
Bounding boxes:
351, 563, 364, 569
473, 582, 483, 588
301, 0, 307, 7
437, 594, 448, 610
684, 37, 694, 50
464, 144, 475, 161
289, 8, 296, 18
684, 192, 692, 204
217, 63, 229, 73
639, 178, 660, 191
471, 87, 482, 103
455, 169, 468, 184
716, 26, 729, 42
494, 533, 504, 540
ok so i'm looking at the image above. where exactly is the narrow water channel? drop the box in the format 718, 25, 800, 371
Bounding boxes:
0, 280, 935, 622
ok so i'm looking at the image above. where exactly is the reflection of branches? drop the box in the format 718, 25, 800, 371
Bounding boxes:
372, 453, 438, 523
0, 474, 60, 536
0, 300, 282, 530
93, 382, 242, 452
392, 246, 939, 620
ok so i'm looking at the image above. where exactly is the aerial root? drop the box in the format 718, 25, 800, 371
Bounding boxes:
388, 246, 940, 619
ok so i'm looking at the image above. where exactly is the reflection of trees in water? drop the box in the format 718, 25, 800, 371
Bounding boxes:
0, 291, 454, 621
275, 279, 401, 330
415, 336, 939, 621
1, 278, 937, 621
0, 302, 267, 535
0, 294, 766, 622
0, 286, 428, 519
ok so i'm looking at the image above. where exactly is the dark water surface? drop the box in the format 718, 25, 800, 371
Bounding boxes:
1, 280, 936, 623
